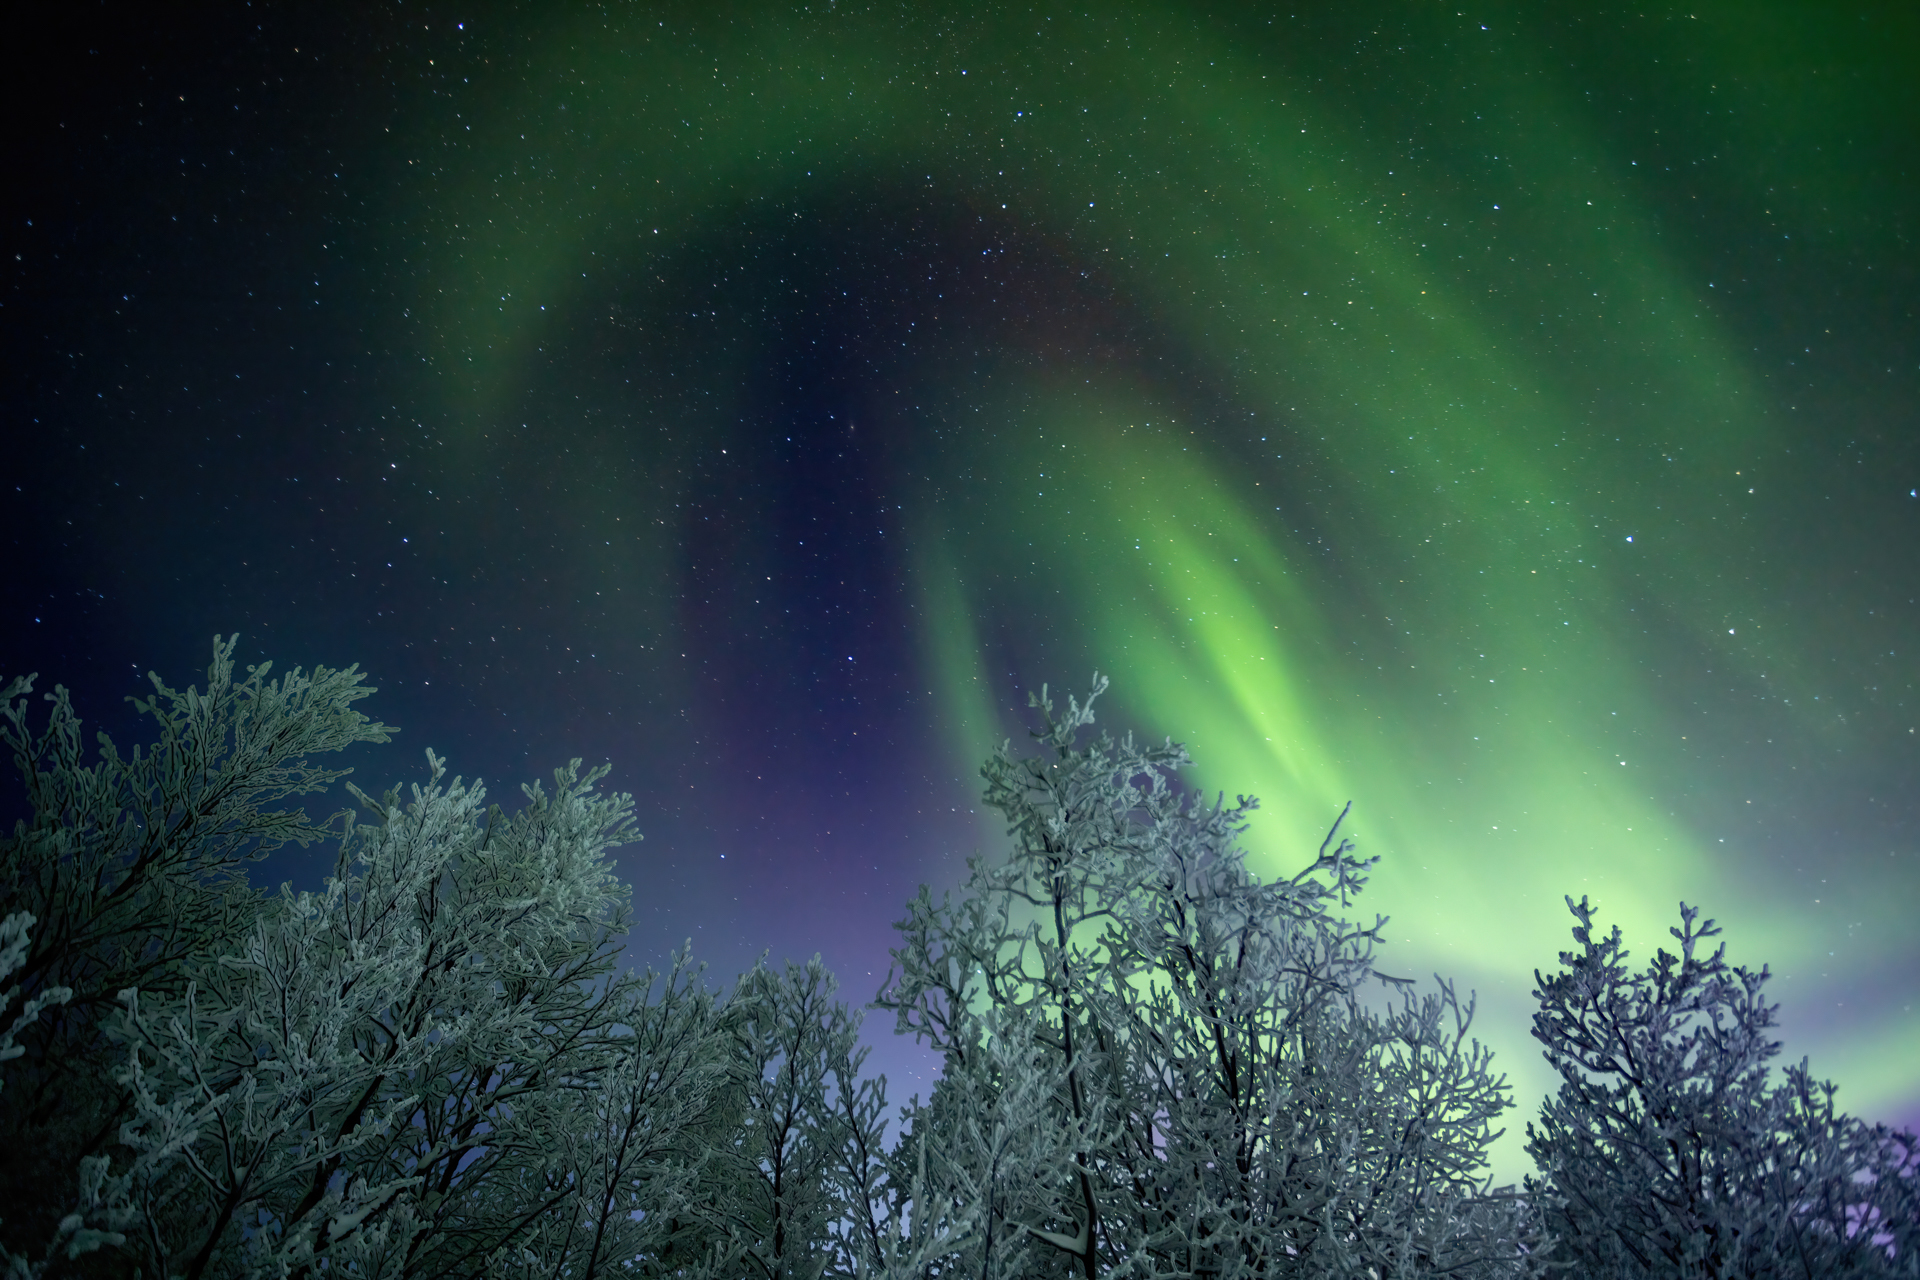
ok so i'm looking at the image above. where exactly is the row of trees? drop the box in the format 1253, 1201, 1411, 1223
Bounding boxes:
2, 638, 1913, 1278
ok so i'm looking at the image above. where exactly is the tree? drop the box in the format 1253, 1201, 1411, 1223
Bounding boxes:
76, 748, 751, 1279
879, 675, 1541, 1280
1525, 895, 1920, 1279
68, 645, 1920, 1280
0, 641, 762, 1279
3, 908, 132, 1278
1, 636, 395, 1273
721, 956, 876, 1280
875, 1003, 1108, 1280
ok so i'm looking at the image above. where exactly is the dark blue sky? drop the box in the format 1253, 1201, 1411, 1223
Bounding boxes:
6, 0, 1917, 1178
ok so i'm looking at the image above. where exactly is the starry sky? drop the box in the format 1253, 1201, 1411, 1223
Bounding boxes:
6, 0, 1917, 1181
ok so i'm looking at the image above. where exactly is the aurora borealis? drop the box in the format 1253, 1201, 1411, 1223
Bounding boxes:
6, 1, 1917, 1180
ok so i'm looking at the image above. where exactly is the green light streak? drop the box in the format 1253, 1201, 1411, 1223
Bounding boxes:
392, 2, 1914, 1176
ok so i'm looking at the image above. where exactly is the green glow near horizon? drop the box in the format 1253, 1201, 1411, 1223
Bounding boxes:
398, 3, 1918, 1178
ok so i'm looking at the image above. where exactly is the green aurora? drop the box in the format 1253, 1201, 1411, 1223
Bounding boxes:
43, 2, 1902, 1181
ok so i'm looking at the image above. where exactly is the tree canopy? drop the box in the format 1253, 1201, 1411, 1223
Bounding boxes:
3, 643, 1911, 1279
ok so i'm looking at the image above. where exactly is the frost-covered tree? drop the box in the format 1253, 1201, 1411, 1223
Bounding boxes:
4, 909, 132, 1279
1, 636, 395, 1272
708, 952, 1023, 1280
91, 749, 754, 1279
1525, 895, 1920, 1279
720, 956, 876, 1280
0, 640, 773, 1280
1, 913, 73, 1081
880, 676, 1541, 1280
875, 1003, 1108, 1280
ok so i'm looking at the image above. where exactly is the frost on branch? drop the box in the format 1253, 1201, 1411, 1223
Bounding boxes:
96, 749, 746, 1279
0, 642, 752, 1280
1526, 896, 1920, 1279
1, 636, 393, 1274
878, 674, 1543, 1280
3, 910, 119, 1280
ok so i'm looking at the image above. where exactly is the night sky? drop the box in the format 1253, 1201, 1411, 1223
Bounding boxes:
6, 1, 1917, 1181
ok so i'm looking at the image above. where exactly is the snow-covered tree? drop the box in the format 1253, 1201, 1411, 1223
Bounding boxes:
54, 645, 1920, 1280
876, 1003, 1108, 1280
1, 913, 74, 1085
0, 640, 766, 1279
880, 675, 1541, 1280
93, 748, 756, 1279
3, 909, 129, 1280
1, 636, 395, 1274
1525, 895, 1920, 1279
720, 956, 873, 1280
